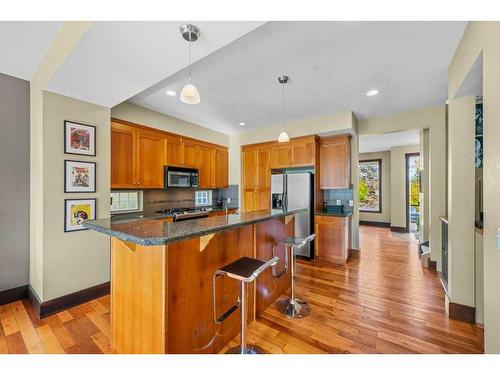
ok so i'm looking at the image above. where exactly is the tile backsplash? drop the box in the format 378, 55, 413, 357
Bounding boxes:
323, 188, 353, 212
123, 185, 240, 214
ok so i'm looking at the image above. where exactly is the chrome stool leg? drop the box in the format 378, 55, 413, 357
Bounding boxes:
276, 245, 310, 318
225, 282, 264, 354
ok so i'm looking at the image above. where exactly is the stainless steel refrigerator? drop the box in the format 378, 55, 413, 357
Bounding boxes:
271, 172, 314, 258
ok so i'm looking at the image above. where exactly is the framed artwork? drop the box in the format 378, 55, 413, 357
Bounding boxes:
64, 198, 96, 232
64, 120, 96, 156
64, 160, 96, 193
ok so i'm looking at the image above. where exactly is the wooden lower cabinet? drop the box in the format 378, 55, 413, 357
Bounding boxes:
314, 215, 350, 264
243, 189, 270, 212
208, 208, 238, 217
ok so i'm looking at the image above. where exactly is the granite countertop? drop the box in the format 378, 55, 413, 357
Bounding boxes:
315, 210, 353, 217
83, 208, 305, 246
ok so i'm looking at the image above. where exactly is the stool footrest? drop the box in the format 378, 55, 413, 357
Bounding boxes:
215, 301, 240, 324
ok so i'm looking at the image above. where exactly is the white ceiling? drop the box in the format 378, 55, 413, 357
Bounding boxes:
359, 130, 420, 153
45, 21, 265, 107
130, 21, 467, 134
0, 22, 64, 80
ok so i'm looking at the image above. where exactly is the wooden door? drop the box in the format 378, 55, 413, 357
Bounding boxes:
111, 122, 137, 188
257, 148, 271, 189
270, 144, 291, 168
243, 189, 257, 212
314, 216, 348, 264
198, 146, 215, 188
256, 190, 270, 211
242, 149, 259, 189
291, 138, 315, 167
214, 148, 228, 188
320, 136, 350, 189
136, 129, 167, 188
182, 140, 199, 168
166, 135, 183, 167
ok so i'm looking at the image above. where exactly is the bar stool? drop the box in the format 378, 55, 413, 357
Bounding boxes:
213, 256, 279, 354
272, 234, 316, 318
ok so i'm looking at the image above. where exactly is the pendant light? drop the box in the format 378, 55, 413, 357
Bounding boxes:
277, 75, 290, 143
179, 24, 201, 105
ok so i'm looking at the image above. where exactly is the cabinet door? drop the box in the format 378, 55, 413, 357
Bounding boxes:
215, 148, 229, 188
314, 216, 348, 263
198, 146, 215, 188
258, 148, 271, 189
270, 144, 291, 168
136, 130, 166, 188
320, 139, 350, 189
256, 190, 270, 211
111, 123, 137, 188
291, 139, 315, 167
182, 140, 199, 168
242, 150, 259, 189
166, 135, 183, 167
243, 189, 257, 212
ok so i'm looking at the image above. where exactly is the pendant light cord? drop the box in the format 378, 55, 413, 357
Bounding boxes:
188, 33, 192, 82
281, 81, 285, 131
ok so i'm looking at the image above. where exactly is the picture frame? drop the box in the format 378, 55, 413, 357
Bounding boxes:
64, 120, 96, 156
64, 160, 97, 193
64, 198, 97, 232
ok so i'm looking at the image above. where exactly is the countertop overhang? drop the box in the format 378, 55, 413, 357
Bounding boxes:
83, 208, 306, 246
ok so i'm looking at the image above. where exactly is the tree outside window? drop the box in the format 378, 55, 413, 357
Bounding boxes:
359, 159, 382, 212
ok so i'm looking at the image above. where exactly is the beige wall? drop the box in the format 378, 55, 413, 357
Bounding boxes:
448, 22, 500, 352
447, 96, 475, 308
475, 231, 484, 325
359, 151, 391, 224
419, 129, 430, 241
390, 145, 420, 229
111, 102, 229, 147
358, 106, 446, 270
42, 92, 111, 301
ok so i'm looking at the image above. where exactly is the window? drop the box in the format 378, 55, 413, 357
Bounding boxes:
195, 190, 212, 207
359, 159, 382, 213
111, 191, 142, 213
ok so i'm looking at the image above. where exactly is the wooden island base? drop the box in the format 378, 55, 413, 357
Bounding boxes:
111, 216, 294, 354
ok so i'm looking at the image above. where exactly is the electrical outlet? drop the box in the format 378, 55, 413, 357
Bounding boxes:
349, 200, 354, 207
227, 197, 231, 203
497, 229, 500, 250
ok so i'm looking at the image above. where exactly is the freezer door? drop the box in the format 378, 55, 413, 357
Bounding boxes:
271, 174, 285, 194
286, 173, 312, 257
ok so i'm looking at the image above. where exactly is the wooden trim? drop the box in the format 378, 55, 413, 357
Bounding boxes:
359, 220, 390, 227
319, 134, 352, 144
29, 282, 110, 319
428, 259, 437, 272
359, 158, 382, 213
0, 285, 28, 306
390, 226, 407, 233
449, 302, 475, 324
111, 117, 227, 151
241, 135, 319, 151
348, 248, 360, 258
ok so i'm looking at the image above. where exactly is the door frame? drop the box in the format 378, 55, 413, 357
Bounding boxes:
405, 152, 420, 233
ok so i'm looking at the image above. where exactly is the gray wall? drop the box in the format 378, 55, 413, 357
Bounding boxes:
0, 73, 30, 292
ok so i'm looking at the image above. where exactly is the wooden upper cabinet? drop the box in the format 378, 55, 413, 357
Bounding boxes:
136, 129, 166, 188
111, 122, 137, 188
215, 149, 229, 188
290, 137, 315, 167
198, 146, 215, 188
166, 135, 183, 167
270, 144, 291, 169
242, 149, 259, 189
182, 140, 199, 168
320, 135, 351, 189
257, 148, 271, 189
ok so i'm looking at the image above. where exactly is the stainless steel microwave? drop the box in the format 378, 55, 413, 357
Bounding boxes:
165, 166, 199, 188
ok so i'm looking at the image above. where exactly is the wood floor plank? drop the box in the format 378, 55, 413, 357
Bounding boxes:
57, 310, 74, 323
5, 332, 28, 354
45, 315, 77, 350
63, 318, 102, 354
10, 300, 43, 353
86, 311, 111, 339
0, 304, 20, 336
37, 325, 65, 354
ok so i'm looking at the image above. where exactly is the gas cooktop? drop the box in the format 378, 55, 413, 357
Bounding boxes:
155, 207, 209, 221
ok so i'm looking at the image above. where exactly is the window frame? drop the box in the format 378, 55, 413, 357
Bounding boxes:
359, 158, 383, 214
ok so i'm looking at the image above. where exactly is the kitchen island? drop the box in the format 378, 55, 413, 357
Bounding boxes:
83, 208, 304, 354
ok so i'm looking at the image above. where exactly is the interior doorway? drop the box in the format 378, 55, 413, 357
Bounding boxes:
406, 153, 421, 237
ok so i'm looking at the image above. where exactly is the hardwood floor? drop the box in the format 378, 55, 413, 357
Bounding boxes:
0, 226, 484, 354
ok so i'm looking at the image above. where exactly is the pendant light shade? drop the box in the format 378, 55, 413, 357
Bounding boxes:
277, 75, 290, 143
179, 24, 201, 105
180, 83, 201, 104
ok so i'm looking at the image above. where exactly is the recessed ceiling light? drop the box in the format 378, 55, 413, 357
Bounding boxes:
366, 89, 379, 97
166, 90, 177, 97
239, 122, 246, 126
